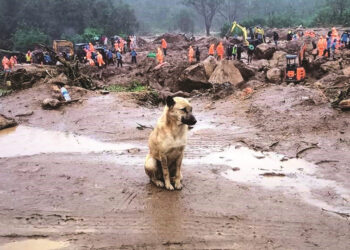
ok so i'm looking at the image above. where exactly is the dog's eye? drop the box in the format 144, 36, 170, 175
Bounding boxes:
181, 108, 188, 113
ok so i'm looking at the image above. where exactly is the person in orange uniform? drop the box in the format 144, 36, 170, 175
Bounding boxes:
96, 52, 105, 68
317, 36, 325, 57
89, 42, 95, 53
88, 58, 95, 66
114, 42, 119, 51
156, 47, 164, 64
188, 46, 194, 63
9, 56, 16, 70
2, 56, 10, 72
161, 39, 167, 56
208, 44, 215, 56
216, 42, 224, 60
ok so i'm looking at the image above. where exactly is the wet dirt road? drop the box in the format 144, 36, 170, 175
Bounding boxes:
0, 87, 349, 249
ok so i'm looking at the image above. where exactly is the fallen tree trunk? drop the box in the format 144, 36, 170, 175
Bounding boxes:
38, 44, 96, 89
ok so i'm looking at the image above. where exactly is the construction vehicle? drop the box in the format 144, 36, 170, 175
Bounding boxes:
285, 55, 306, 83
53, 40, 74, 58
229, 21, 250, 46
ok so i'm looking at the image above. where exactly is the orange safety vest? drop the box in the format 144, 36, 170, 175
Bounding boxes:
161, 39, 167, 49
114, 42, 119, 51
88, 59, 95, 66
89, 43, 95, 52
188, 47, 194, 62
156, 48, 163, 64
317, 38, 324, 57
2, 56, 9, 70
209, 44, 215, 55
217, 43, 224, 59
97, 54, 105, 66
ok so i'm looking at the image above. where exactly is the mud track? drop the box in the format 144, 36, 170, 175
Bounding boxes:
0, 83, 349, 249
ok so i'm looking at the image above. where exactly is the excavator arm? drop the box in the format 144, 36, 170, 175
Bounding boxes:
230, 21, 249, 46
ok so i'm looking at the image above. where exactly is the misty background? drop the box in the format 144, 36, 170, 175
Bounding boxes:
0, 0, 348, 51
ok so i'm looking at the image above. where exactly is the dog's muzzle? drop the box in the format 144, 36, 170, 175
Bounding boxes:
181, 115, 197, 126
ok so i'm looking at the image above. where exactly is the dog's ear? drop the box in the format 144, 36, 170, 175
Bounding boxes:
166, 96, 175, 108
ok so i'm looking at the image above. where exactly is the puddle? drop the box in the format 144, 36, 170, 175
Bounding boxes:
0, 126, 137, 158
191, 145, 350, 216
0, 239, 68, 250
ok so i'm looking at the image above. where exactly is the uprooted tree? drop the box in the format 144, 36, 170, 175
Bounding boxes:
183, 0, 221, 36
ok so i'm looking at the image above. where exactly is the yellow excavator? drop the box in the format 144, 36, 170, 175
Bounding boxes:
230, 21, 249, 46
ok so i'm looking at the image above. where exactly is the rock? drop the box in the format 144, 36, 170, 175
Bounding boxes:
255, 43, 276, 60
244, 80, 264, 89
208, 60, 244, 87
178, 63, 212, 92
100, 90, 110, 95
153, 62, 170, 70
0, 115, 17, 130
269, 51, 287, 68
314, 73, 349, 89
42, 98, 61, 110
266, 68, 282, 83
321, 60, 341, 72
252, 59, 270, 71
154, 33, 188, 44
233, 61, 256, 81
202, 56, 217, 78
283, 40, 304, 54
47, 73, 68, 85
339, 99, 350, 110
343, 67, 350, 76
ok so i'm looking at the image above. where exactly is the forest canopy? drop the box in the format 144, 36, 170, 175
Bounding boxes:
1, 0, 350, 51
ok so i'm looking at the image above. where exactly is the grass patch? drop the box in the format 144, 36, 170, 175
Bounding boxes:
106, 80, 147, 93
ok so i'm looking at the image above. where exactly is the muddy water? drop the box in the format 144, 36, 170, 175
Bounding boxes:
0, 126, 137, 158
0, 239, 69, 250
192, 145, 350, 216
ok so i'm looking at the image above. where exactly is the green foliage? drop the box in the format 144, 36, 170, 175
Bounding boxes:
106, 81, 147, 93
220, 23, 231, 38
241, 18, 266, 29
12, 27, 49, 51
82, 28, 103, 43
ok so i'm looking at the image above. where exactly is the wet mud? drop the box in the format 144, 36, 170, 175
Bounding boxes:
0, 83, 349, 249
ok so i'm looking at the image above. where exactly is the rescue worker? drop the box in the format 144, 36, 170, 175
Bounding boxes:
161, 39, 167, 56
106, 50, 114, 65
116, 50, 123, 67
208, 44, 215, 56
216, 42, 224, 60
331, 39, 337, 59
26, 51, 32, 63
273, 31, 279, 46
247, 45, 254, 64
195, 47, 200, 62
226, 45, 232, 60
341, 31, 349, 47
130, 49, 137, 64
88, 58, 95, 66
324, 37, 331, 58
188, 46, 194, 63
114, 42, 119, 52
89, 42, 95, 53
287, 31, 293, 41
232, 45, 237, 60
331, 27, 339, 42
9, 56, 16, 69
156, 47, 164, 64
2, 56, 10, 81
317, 36, 325, 57
237, 44, 242, 61
96, 52, 105, 68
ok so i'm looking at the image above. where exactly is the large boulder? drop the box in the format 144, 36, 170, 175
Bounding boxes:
208, 60, 244, 87
202, 56, 217, 78
252, 59, 270, 71
0, 115, 17, 130
42, 98, 61, 110
269, 51, 287, 68
255, 43, 276, 60
343, 66, 350, 76
266, 68, 282, 83
233, 61, 256, 81
178, 63, 212, 92
320, 60, 342, 73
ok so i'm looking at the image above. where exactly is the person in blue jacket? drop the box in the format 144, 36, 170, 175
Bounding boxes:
130, 49, 137, 64
341, 31, 349, 47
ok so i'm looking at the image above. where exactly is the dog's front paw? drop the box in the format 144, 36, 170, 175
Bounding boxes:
165, 183, 174, 191
174, 181, 183, 190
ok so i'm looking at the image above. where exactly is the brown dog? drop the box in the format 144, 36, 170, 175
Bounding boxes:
144, 96, 197, 190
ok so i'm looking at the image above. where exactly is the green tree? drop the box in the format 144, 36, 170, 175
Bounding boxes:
12, 27, 49, 51
172, 9, 195, 33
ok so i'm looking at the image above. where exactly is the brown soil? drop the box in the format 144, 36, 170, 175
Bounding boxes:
0, 33, 350, 249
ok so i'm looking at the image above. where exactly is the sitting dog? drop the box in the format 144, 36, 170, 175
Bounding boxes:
144, 96, 197, 190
